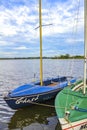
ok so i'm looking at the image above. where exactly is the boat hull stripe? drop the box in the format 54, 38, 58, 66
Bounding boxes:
63, 121, 87, 130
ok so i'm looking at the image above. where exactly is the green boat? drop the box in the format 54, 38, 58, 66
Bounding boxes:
55, 0, 87, 130
55, 80, 87, 130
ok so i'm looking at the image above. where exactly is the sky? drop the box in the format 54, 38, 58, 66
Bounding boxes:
0, 0, 84, 58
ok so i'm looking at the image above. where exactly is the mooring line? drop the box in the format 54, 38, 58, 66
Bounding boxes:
26, 100, 65, 109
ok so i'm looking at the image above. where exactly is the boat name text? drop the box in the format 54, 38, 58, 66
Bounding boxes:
79, 124, 87, 130
15, 95, 39, 104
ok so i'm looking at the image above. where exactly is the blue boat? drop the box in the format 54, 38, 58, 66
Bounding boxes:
4, 76, 76, 109
4, 0, 76, 109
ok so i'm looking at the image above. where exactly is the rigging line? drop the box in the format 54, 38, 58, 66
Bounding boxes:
64, 118, 74, 130
32, 1, 40, 83
35, 24, 53, 30
46, 0, 54, 39
70, 0, 81, 77
65, 0, 81, 113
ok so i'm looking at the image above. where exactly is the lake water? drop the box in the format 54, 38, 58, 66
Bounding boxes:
0, 59, 84, 130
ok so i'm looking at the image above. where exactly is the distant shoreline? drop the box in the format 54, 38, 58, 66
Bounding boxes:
0, 55, 84, 60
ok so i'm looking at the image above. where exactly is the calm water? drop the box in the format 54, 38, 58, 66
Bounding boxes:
0, 59, 84, 130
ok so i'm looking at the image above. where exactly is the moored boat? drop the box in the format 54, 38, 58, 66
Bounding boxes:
4, 76, 76, 109
55, 0, 87, 129
3, 0, 76, 110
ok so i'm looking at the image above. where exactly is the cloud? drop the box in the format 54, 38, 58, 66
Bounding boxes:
0, 0, 84, 57
66, 38, 84, 44
0, 51, 19, 57
14, 46, 28, 50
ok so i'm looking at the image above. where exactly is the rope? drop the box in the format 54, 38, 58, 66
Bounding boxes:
24, 100, 65, 109
64, 118, 74, 130
65, 0, 81, 115
70, 0, 81, 77
75, 106, 87, 112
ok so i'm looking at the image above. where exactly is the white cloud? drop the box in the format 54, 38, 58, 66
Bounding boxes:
0, 51, 18, 57
14, 46, 28, 50
0, 40, 15, 46
0, 0, 84, 57
66, 38, 83, 44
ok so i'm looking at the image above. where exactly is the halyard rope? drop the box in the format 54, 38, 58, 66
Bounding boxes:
65, 0, 81, 126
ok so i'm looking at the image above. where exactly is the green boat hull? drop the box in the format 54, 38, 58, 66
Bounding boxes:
55, 80, 87, 123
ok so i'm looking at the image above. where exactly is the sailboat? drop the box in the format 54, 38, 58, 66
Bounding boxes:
3, 0, 76, 109
55, 0, 87, 130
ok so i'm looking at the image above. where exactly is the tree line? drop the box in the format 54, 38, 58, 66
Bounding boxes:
0, 54, 84, 60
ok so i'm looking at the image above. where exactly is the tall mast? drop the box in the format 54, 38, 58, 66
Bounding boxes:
83, 0, 87, 94
39, 0, 43, 86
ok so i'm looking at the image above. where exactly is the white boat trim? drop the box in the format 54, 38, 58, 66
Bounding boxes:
72, 82, 83, 91
59, 118, 87, 130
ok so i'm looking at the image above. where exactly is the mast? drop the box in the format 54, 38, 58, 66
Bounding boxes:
83, 0, 87, 94
39, 0, 43, 86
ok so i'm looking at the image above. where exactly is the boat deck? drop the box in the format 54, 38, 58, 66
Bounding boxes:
48, 82, 59, 86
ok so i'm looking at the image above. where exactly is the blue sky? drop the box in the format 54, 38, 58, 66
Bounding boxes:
0, 0, 84, 58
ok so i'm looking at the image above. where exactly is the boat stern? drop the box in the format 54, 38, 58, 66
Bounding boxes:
58, 118, 87, 130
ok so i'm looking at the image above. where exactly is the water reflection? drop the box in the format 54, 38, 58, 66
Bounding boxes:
0, 59, 83, 130
8, 100, 60, 130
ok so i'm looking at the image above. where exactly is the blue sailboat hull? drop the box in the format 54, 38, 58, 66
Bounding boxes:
4, 88, 60, 109
4, 76, 76, 109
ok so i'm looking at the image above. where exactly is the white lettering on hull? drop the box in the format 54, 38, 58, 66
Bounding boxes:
80, 124, 87, 130
15, 95, 39, 104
